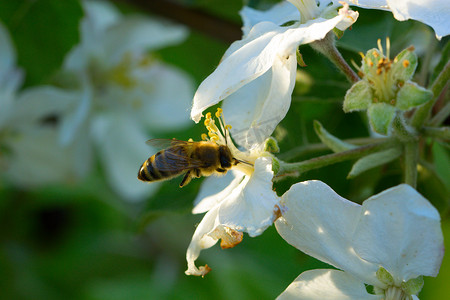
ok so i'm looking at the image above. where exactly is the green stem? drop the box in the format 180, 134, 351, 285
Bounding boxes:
429, 101, 450, 126
310, 32, 360, 83
279, 137, 392, 161
392, 113, 417, 142
276, 140, 396, 178
404, 141, 419, 188
411, 60, 450, 129
392, 113, 419, 187
422, 126, 450, 140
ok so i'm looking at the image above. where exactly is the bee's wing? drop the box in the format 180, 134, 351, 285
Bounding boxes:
146, 139, 206, 172
145, 138, 188, 149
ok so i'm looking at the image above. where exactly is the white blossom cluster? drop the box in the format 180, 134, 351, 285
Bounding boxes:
183, 1, 448, 299
0, 0, 447, 298
0, 0, 194, 201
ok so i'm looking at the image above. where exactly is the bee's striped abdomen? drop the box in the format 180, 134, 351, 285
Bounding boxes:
137, 151, 184, 182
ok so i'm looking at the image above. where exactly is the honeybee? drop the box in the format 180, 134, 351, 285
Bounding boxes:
137, 139, 239, 187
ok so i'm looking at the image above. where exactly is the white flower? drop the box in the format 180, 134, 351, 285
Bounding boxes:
348, 0, 450, 39
185, 110, 281, 276
0, 23, 85, 186
190, 1, 359, 148
46, 0, 194, 201
275, 181, 444, 300
191, 0, 449, 148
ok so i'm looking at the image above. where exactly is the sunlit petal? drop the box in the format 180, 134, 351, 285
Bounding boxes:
275, 181, 379, 285
222, 54, 297, 148
352, 184, 444, 282
193, 171, 245, 214
240, 1, 300, 36
277, 269, 382, 300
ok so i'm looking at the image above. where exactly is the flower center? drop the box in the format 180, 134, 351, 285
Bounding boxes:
201, 109, 256, 176
384, 286, 409, 300
358, 38, 413, 106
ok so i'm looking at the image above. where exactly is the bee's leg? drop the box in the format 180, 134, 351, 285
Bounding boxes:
216, 168, 227, 173
180, 171, 192, 187
194, 169, 201, 178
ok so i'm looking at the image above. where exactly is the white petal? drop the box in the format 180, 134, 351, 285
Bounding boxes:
190, 22, 291, 122
222, 54, 297, 148
191, 15, 348, 123
185, 206, 221, 276
352, 184, 444, 282
216, 156, 279, 237
63, 0, 120, 72
193, 171, 245, 214
240, 2, 300, 36
185, 156, 278, 276
0, 22, 16, 79
277, 269, 382, 300
136, 63, 194, 131
0, 70, 22, 128
349, 0, 449, 39
0, 23, 23, 127
104, 16, 188, 64
275, 181, 379, 285
91, 113, 160, 201
59, 81, 92, 146
83, 0, 121, 32
4, 127, 87, 186
387, 0, 450, 38
12, 86, 77, 127
335, 4, 360, 31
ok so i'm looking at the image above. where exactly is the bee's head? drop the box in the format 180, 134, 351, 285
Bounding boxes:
218, 145, 233, 169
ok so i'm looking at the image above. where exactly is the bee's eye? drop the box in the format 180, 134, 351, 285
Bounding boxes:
219, 147, 232, 168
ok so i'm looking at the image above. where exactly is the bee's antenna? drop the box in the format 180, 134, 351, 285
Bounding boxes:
235, 159, 253, 166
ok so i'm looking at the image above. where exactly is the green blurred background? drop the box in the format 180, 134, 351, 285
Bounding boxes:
0, 0, 448, 299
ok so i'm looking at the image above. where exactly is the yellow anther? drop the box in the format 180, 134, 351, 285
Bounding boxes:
188, 138, 194, 142
204, 118, 211, 126
215, 108, 223, 118
210, 136, 219, 142
402, 60, 410, 68
372, 51, 379, 58
201, 133, 208, 141
368, 59, 374, 67
205, 112, 212, 119
225, 125, 232, 131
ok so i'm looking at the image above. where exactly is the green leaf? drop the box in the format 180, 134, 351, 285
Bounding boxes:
313, 120, 356, 152
396, 81, 433, 110
368, 103, 396, 135
430, 40, 450, 84
391, 46, 418, 82
0, 0, 83, 86
417, 159, 450, 214
296, 48, 307, 67
332, 27, 344, 39
343, 80, 372, 112
264, 137, 280, 153
348, 147, 402, 178
402, 276, 424, 296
